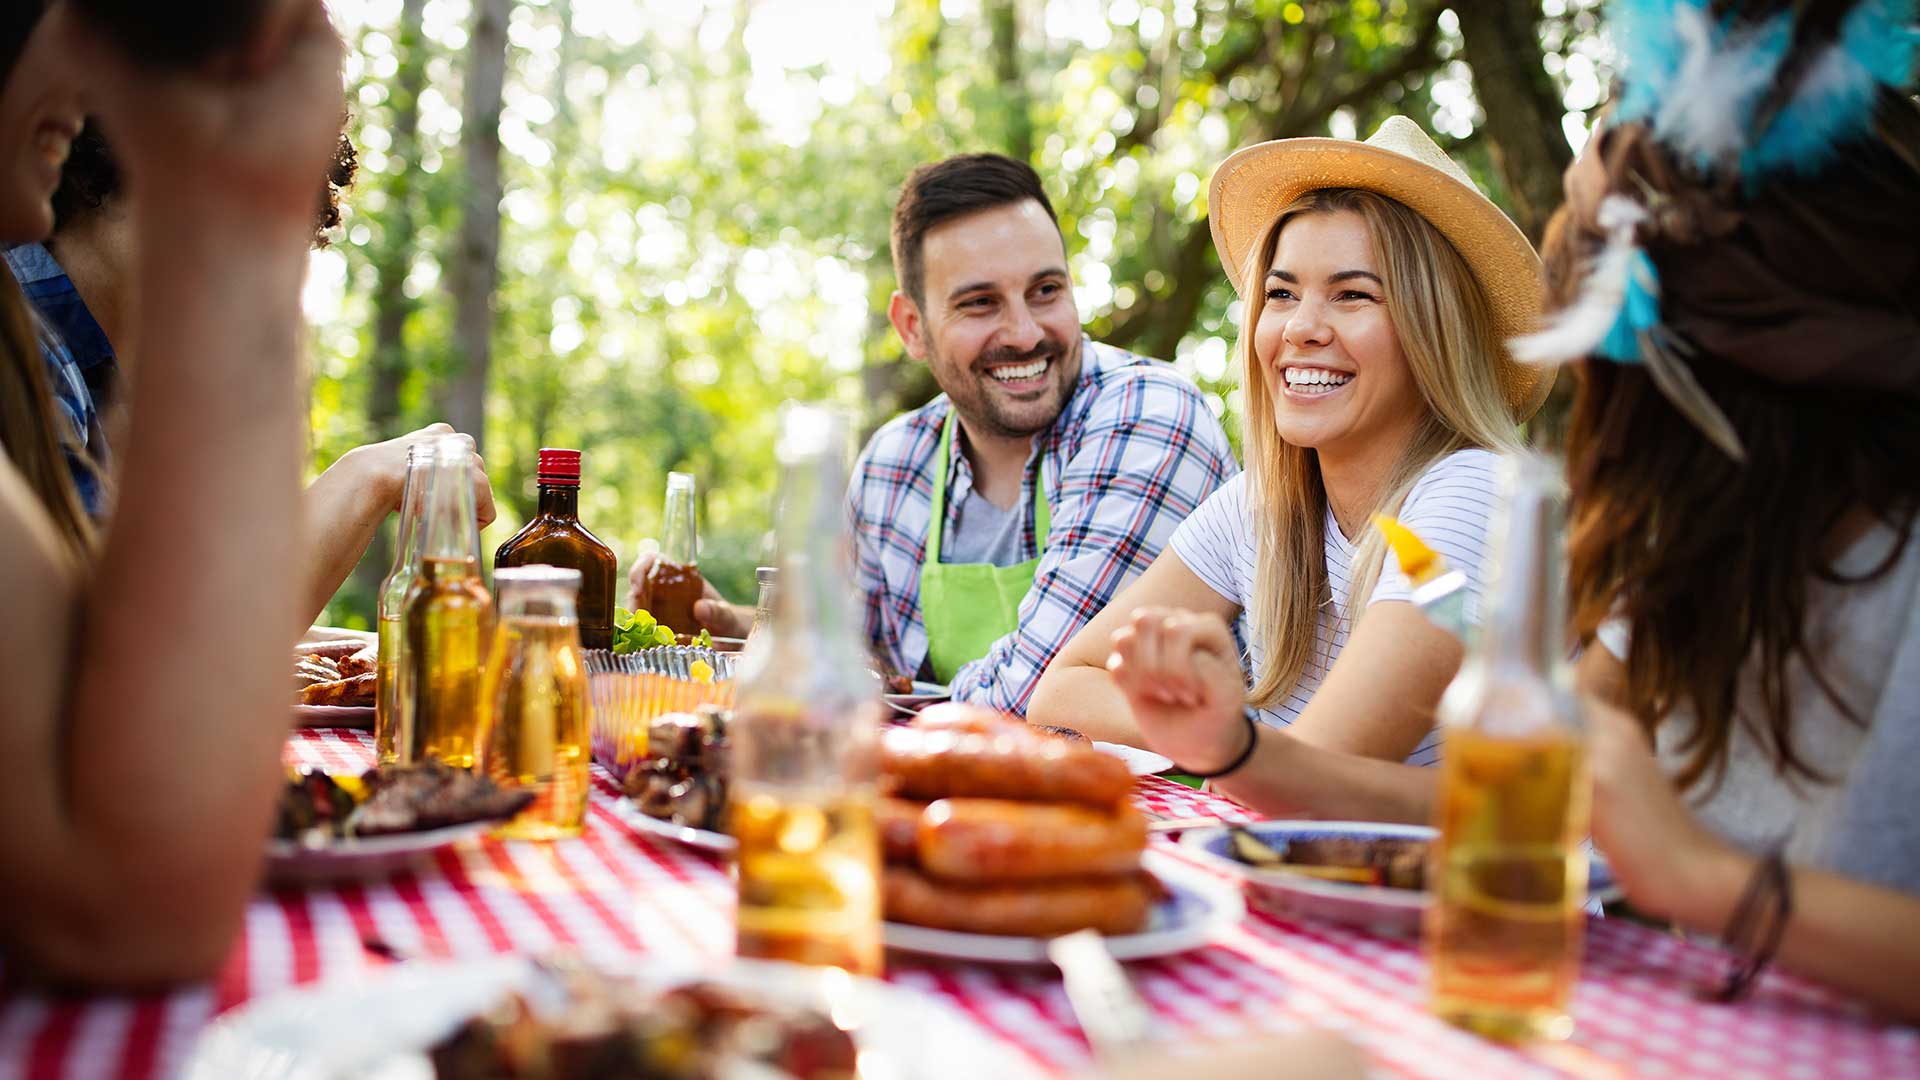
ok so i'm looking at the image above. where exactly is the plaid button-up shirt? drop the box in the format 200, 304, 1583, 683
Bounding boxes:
848, 337, 1238, 714
5, 243, 116, 518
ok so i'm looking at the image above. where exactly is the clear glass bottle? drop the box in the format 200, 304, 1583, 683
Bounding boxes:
493, 448, 619, 651
478, 565, 590, 839
1428, 453, 1590, 1042
744, 565, 777, 650
730, 405, 883, 975
403, 435, 494, 769
640, 471, 706, 637
375, 443, 434, 764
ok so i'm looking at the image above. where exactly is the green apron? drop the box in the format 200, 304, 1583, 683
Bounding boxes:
919, 412, 1050, 683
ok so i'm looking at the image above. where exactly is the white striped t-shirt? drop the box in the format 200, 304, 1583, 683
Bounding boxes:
1166, 448, 1502, 766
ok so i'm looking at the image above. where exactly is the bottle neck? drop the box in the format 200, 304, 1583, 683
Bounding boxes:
1476, 463, 1567, 678
770, 450, 857, 650
389, 457, 433, 575
661, 485, 697, 564
537, 482, 580, 520
422, 452, 480, 561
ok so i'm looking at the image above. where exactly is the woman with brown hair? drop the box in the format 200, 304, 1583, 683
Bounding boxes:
1518, 0, 1920, 1019
0, 0, 347, 987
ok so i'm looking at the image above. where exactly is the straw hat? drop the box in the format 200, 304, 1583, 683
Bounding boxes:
1208, 116, 1551, 419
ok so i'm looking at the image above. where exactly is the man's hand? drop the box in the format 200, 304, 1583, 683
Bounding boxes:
329, 423, 495, 528
1105, 607, 1249, 772
625, 553, 752, 638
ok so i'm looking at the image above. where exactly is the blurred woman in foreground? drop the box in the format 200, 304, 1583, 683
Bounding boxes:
1521, 0, 1920, 1019
0, 0, 345, 986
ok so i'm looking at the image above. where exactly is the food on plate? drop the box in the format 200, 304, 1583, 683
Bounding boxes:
1229, 828, 1429, 890
915, 797, 1146, 881
299, 671, 377, 707
881, 725, 1133, 807
879, 706, 1154, 937
877, 797, 926, 863
275, 759, 534, 843
292, 638, 373, 661
292, 647, 378, 707
621, 705, 729, 832
881, 672, 916, 695
429, 960, 858, 1080
1031, 723, 1088, 743
883, 865, 1158, 938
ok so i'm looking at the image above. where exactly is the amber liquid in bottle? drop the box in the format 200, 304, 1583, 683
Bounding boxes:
479, 605, 590, 840
494, 459, 617, 650
405, 555, 493, 768
641, 559, 705, 636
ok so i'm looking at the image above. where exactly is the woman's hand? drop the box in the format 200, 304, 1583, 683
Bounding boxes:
1105, 607, 1248, 772
1587, 697, 1749, 924
71, 0, 345, 233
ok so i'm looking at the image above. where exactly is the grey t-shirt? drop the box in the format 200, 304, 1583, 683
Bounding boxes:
1621, 522, 1920, 895
940, 489, 1028, 568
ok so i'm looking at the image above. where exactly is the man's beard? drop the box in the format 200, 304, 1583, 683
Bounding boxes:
934, 335, 1078, 439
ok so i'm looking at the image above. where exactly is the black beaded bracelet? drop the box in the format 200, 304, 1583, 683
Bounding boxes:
1179, 710, 1260, 780
1706, 845, 1793, 1004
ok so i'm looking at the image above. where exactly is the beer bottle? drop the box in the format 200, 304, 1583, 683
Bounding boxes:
640, 472, 706, 637
730, 405, 883, 975
374, 443, 433, 764
404, 436, 493, 768
1428, 453, 1590, 1042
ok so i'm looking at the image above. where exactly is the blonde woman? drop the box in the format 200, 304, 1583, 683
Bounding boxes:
1028, 117, 1545, 823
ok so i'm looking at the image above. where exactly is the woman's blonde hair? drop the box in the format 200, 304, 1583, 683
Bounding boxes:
0, 271, 94, 565
1241, 187, 1521, 710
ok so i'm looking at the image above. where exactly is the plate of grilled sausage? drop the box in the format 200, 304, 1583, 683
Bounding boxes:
877, 705, 1242, 963
293, 638, 377, 725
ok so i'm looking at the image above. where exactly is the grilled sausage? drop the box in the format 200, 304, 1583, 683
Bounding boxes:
916, 798, 1146, 882
881, 727, 1134, 808
299, 672, 377, 707
878, 797, 928, 864
334, 649, 377, 679
883, 865, 1154, 937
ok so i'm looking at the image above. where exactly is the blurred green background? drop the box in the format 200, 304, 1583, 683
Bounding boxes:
308, 0, 1615, 627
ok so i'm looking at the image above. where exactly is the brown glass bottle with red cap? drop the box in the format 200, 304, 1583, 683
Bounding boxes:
493, 449, 619, 650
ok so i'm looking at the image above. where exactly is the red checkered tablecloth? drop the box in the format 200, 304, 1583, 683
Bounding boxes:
2, 728, 1914, 1079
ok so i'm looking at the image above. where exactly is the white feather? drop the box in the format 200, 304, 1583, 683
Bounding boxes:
1653, 4, 1787, 167
1509, 197, 1646, 366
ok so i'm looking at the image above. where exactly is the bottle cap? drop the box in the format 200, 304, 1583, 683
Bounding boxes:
537, 447, 582, 486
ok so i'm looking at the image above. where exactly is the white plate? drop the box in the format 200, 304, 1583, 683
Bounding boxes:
604, 791, 736, 855
264, 821, 493, 886
1092, 741, 1175, 776
883, 851, 1242, 965
883, 681, 951, 718
184, 956, 1046, 1080
1182, 820, 1621, 937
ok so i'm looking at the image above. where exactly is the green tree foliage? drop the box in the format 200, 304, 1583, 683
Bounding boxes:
311, 0, 1600, 629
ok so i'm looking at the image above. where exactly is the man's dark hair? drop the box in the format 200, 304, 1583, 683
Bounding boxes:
51, 120, 359, 248
889, 153, 1059, 307
69, 0, 263, 69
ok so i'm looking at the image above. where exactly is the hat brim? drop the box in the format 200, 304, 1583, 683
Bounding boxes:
1209, 138, 1553, 420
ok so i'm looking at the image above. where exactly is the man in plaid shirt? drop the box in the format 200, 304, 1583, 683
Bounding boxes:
854, 154, 1236, 714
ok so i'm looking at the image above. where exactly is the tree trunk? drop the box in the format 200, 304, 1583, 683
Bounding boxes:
355, 0, 429, 601
987, 0, 1032, 161
447, 0, 511, 455
1453, 0, 1572, 243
